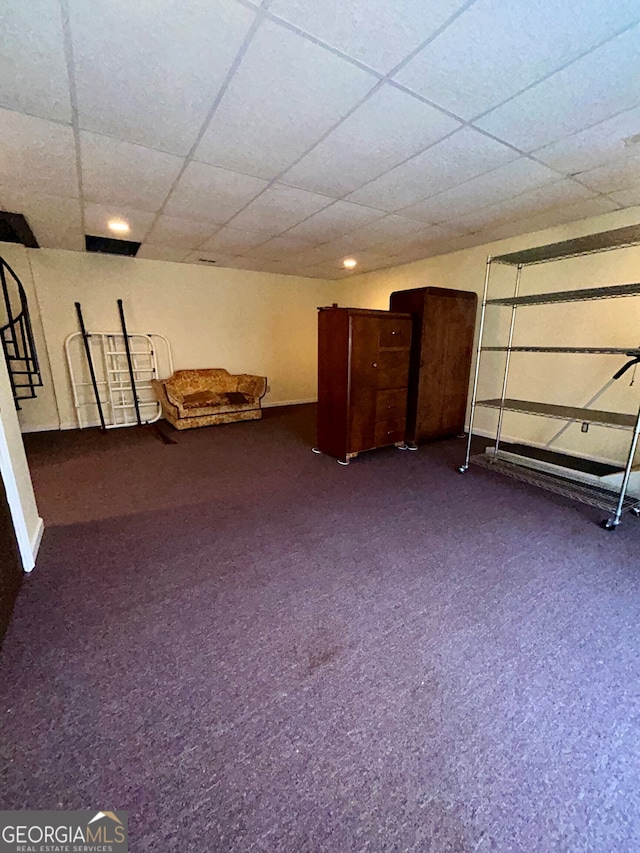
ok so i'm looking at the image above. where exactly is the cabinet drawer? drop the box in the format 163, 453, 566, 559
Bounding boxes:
374, 418, 406, 446
376, 350, 410, 389
375, 389, 407, 420
379, 322, 411, 349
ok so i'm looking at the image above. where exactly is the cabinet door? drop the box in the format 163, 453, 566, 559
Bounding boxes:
418, 294, 476, 439
348, 315, 380, 452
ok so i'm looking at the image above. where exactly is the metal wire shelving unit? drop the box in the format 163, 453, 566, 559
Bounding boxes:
459, 223, 640, 530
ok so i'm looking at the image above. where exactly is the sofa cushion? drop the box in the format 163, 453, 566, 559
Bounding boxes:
223, 391, 252, 406
182, 390, 223, 409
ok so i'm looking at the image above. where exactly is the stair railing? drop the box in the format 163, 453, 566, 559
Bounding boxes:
0, 256, 42, 409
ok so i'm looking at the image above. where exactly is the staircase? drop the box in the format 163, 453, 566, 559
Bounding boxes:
0, 256, 42, 409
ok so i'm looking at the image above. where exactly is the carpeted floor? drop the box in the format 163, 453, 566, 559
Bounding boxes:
2, 404, 639, 851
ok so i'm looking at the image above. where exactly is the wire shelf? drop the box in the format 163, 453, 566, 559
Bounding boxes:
487, 282, 640, 307
481, 346, 640, 355
470, 454, 640, 513
476, 399, 636, 429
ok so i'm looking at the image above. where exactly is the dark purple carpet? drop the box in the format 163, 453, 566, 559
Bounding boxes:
2, 404, 639, 851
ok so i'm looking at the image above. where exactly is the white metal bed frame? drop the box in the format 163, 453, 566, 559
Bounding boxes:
65, 331, 173, 429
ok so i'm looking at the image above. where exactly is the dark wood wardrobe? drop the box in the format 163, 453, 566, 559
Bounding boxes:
317, 306, 412, 463
389, 287, 477, 444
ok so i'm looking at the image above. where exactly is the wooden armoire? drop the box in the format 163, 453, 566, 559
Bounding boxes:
316, 306, 412, 463
389, 287, 477, 444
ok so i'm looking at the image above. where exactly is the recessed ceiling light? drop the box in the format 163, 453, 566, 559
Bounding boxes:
342, 257, 357, 269
107, 219, 130, 234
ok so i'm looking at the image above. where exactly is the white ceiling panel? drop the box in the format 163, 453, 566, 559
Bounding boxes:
84, 203, 155, 242
0, 0, 71, 123
267, 0, 470, 74
450, 180, 599, 232
348, 127, 518, 211
136, 245, 190, 263
144, 215, 218, 250
280, 84, 461, 197
571, 151, 640, 194
0, 109, 78, 198
227, 184, 334, 232
285, 201, 386, 243
247, 234, 321, 259
68, 0, 256, 155
609, 186, 640, 207
0, 187, 83, 250
395, 0, 640, 120
400, 158, 564, 223
342, 214, 433, 247
200, 226, 274, 254
182, 251, 239, 267
80, 132, 184, 211
533, 105, 640, 173
481, 196, 621, 242
476, 26, 640, 151
194, 20, 377, 180
163, 161, 268, 224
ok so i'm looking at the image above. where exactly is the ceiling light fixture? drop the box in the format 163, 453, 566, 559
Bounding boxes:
342, 257, 357, 269
107, 219, 130, 234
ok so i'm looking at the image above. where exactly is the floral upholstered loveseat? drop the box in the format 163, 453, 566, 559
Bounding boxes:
152, 368, 267, 430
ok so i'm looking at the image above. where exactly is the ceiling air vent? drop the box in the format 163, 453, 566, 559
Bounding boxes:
85, 235, 141, 256
0, 212, 39, 248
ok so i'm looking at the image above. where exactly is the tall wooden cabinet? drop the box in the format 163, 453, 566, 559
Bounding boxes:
317, 306, 412, 463
389, 287, 477, 444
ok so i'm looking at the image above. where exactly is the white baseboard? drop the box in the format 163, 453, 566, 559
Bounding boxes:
470, 425, 620, 468
263, 397, 317, 408
26, 517, 45, 573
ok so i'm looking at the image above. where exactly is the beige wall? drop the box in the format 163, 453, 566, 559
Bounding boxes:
335, 206, 640, 466
0, 244, 337, 432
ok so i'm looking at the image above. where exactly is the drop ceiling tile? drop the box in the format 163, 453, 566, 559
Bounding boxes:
200, 226, 273, 254
0, 187, 83, 250
68, 0, 256, 154
450, 179, 598, 232
268, 0, 469, 74
228, 184, 334, 232
182, 251, 238, 267
400, 158, 564, 223
0, 109, 78, 197
80, 132, 184, 211
248, 234, 320, 259
347, 127, 518, 211
0, 0, 71, 122
395, 0, 640, 119
341, 214, 434, 249
84, 203, 156, 242
280, 84, 461, 196
572, 151, 640, 193
144, 215, 219, 250
194, 20, 378, 179
533, 105, 640, 173
609, 186, 640, 206
285, 201, 386, 242
136, 245, 190, 263
163, 161, 268, 224
483, 196, 621, 240
221, 256, 305, 275
476, 26, 640, 151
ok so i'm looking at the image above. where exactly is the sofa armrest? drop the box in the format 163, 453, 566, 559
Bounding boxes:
236, 374, 267, 401
152, 379, 179, 418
